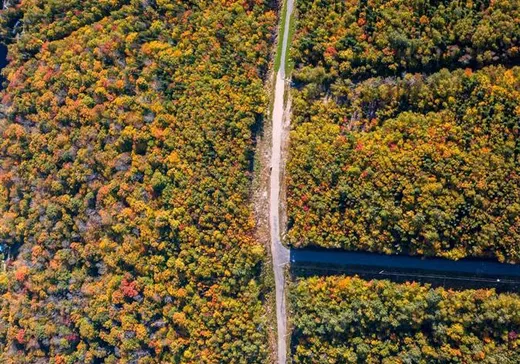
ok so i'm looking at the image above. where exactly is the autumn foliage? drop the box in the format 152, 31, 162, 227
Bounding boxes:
291, 0, 520, 80
288, 1, 520, 360
0, 0, 276, 362
291, 276, 520, 362
286, 0, 520, 262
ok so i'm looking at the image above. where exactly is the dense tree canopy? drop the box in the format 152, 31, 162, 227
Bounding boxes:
292, 0, 520, 81
291, 276, 520, 363
286, 0, 520, 262
0, 0, 276, 362
287, 66, 520, 261
287, 1, 520, 362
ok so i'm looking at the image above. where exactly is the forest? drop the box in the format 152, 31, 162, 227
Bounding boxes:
286, 0, 520, 263
291, 0, 520, 80
287, 0, 520, 360
291, 276, 520, 363
0, 0, 276, 362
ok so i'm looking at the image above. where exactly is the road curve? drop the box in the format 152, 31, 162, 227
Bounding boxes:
270, 0, 293, 362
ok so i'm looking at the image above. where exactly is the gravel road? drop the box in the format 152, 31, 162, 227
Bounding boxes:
269, 0, 293, 362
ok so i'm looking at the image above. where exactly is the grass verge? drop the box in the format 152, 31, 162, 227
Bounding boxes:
274, 0, 288, 73
285, 9, 296, 76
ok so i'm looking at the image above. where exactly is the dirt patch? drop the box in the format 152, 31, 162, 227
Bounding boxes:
251, 16, 278, 364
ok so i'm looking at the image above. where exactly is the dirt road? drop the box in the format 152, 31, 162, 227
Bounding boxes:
269, 0, 293, 362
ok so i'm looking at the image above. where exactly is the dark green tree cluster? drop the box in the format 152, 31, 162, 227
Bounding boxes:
291, 276, 520, 363
286, 0, 520, 263
0, 0, 276, 362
